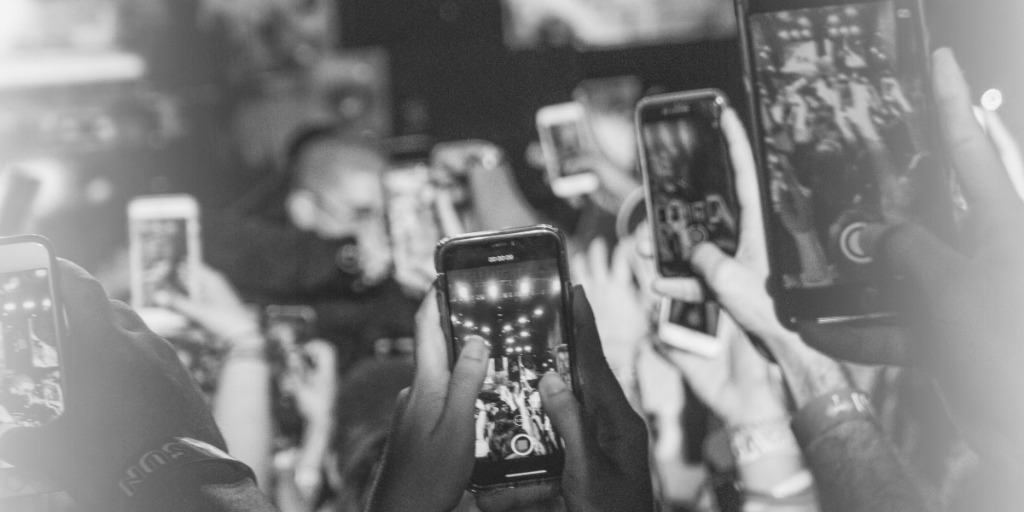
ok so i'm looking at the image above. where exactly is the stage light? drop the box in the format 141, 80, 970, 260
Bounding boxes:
456, 283, 471, 302
520, 331, 530, 338
506, 347, 514, 354
41, 298, 51, 309
34, 269, 47, 278
481, 326, 492, 334
778, 31, 790, 41
486, 280, 500, 301
3, 303, 14, 312
506, 337, 515, 344
503, 324, 513, 332
549, 279, 560, 295
533, 307, 544, 317
464, 320, 475, 329
23, 300, 35, 310
451, 315, 460, 325
524, 346, 532, 353
518, 278, 532, 297
517, 316, 528, 324
515, 347, 523, 354
982, 89, 1004, 112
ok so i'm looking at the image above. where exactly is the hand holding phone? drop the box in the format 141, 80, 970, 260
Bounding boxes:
537, 103, 601, 198
0, 259, 228, 508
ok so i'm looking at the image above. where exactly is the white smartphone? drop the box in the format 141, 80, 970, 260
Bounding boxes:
128, 195, 200, 333
536, 102, 600, 198
0, 236, 66, 496
384, 162, 443, 289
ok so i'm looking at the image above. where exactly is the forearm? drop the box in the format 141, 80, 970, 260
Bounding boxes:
801, 420, 929, 512
214, 355, 274, 490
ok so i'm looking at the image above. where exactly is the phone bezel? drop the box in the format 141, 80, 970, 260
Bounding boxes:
635, 88, 738, 278
735, 0, 936, 326
434, 225, 576, 491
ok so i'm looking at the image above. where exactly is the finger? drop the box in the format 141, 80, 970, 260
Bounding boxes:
476, 480, 562, 512
980, 109, 1024, 201
798, 321, 913, 367
538, 372, 586, 457
440, 335, 490, 431
57, 259, 115, 347
610, 237, 635, 287
875, 223, 965, 295
932, 48, 1019, 221
652, 278, 705, 303
689, 244, 781, 338
414, 288, 450, 396
722, 108, 766, 256
587, 238, 611, 284
571, 286, 637, 428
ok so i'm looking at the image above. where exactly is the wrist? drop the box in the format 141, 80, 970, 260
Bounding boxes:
766, 333, 849, 407
791, 388, 875, 449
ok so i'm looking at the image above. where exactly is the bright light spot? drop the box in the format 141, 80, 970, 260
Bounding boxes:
503, 324, 513, 333
34, 269, 47, 278
524, 346, 532, 353
506, 347, 514, 354
456, 283, 471, 301
41, 298, 51, 309
518, 278, 533, 297
515, 347, 523, 354
982, 88, 1004, 112
520, 331, 530, 338
550, 279, 561, 295
451, 315, 460, 325
3, 303, 14, 312
517, 316, 528, 324
481, 326, 492, 334
464, 320, 475, 329
533, 307, 544, 317
506, 337, 515, 344
486, 281, 500, 301
23, 300, 35, 310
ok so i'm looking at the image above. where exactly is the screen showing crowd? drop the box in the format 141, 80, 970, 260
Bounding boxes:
750, 1, 930, 289
0, 268, 62, 429
643, 111, 739, 276
447, 259, 567, 462
137, 218, 190, 306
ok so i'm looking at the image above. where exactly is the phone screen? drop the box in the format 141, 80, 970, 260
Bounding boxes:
442, 232, 570, 487
0, 268, 63, 430
546, 120, 586, 179
640, 94, 739, 277
135, 218, 192, 307
746, 0, 934, 291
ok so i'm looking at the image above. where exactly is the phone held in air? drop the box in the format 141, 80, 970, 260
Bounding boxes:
637, 89, 739, 344
536, 102, 600, 198
435, 225, 575, 491
128, 194, 201, 334
0, 236, 66, 496
736, 0, 950, 327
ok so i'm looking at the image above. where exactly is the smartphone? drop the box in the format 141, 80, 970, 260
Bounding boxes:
536, 102, 600, 198
128, 195, 201, 332
263, 305, 318, 443
737, 0, 947, 325
384, 160, 444, 285
637, 89, 741, 278
657, 298, 723, 357
0, 237, 65, 498
436, 225, 575, 491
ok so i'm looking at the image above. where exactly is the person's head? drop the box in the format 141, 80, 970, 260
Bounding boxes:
284, 127, 388, 240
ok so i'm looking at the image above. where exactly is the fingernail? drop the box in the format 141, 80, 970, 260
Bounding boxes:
540, 371, 568, 394
463, 335, 491, 359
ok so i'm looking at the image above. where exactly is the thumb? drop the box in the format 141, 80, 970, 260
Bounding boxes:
538, 372, 586, 459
